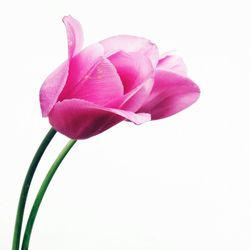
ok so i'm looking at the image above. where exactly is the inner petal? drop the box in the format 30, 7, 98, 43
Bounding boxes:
100, 35, 159, 67
65, 57, 124, 106
157, 54, 187, 76
58, 43, 104, 101
108, 51, 153, 94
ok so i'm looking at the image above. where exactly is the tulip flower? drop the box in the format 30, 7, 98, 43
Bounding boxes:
12, 16, 200, 250
40, 16, 200, 139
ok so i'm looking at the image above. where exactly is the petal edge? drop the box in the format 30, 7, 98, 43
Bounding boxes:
139, 70, 200, 120
100, 35, 159, 67
49, 99, 151, 139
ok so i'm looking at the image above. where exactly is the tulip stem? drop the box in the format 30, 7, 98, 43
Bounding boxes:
21, 139, 77, 250
12, 127, 56, 250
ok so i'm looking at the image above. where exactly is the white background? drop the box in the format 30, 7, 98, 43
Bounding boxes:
1, 0, 250, 249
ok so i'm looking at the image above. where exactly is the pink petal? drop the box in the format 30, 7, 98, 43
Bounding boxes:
100, 35, 159, 67
63, 57, 124, 106
63, 15, 84, 58
40, 62, 69, 117
58, 43, 104, 100
106, 51, 154, 112
157, 54, 187, 76
40, 16, 84, 117
49, 99, 151, 139
108, 51, 153, 93
119, 78, 154, 112
139, 70, 200, 120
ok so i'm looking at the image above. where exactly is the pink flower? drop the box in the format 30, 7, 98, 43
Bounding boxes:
40, 16, 200, 140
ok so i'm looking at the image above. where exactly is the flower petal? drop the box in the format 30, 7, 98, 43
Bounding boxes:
100, 35, 159, 67
157, 54, 187, 76
40, 62, 69, 117
63, 15, 84, 58
106, 51, 154, 111
49, 99, 151, 139
119, 78, 154, 112
63, 57, 124, 106
58, 43, 104, 100
40, 16, 84, 117
108, 51, 153, 93
139, 70, 200, 120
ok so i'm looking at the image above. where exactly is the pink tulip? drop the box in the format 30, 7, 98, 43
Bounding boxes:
40, 16, 200, 139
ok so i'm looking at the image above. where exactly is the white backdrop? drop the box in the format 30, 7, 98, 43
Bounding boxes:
1, 0, 250, 249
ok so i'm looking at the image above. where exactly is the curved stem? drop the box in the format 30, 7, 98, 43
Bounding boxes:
12, 127, 56, 250
21, 139, 77, 250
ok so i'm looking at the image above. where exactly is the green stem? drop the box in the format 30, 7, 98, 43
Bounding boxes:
12, 128, 56, 250
21, 139, 77, 250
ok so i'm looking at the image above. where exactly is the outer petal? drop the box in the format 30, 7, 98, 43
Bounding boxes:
62, 57, 124, 106
58, 43, 104, 101
40, 62, 69, 117
40, 15, 84, 117
157, 54, 187, 76
49, 99, 151, 139
139, 70, 200, 120
63, 15, 84, 58
100, 35, 159, 67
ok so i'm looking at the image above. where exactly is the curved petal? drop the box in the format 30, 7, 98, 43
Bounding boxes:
139, 70, 200, 120
49, 99, 151, 139
58, 43, 104, 100
108, 51, 153, 93
40, 62, 68, 117
157, 54, 187, 76
100, 35, 159, 67
119, 77, 154, 112
40, 15, 84, 117
106, 51, 154, 111
63, 15, 84, 58
63, 57, 124, 106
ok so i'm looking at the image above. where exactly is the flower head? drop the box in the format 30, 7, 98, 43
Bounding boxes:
40, 16, 200, 139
